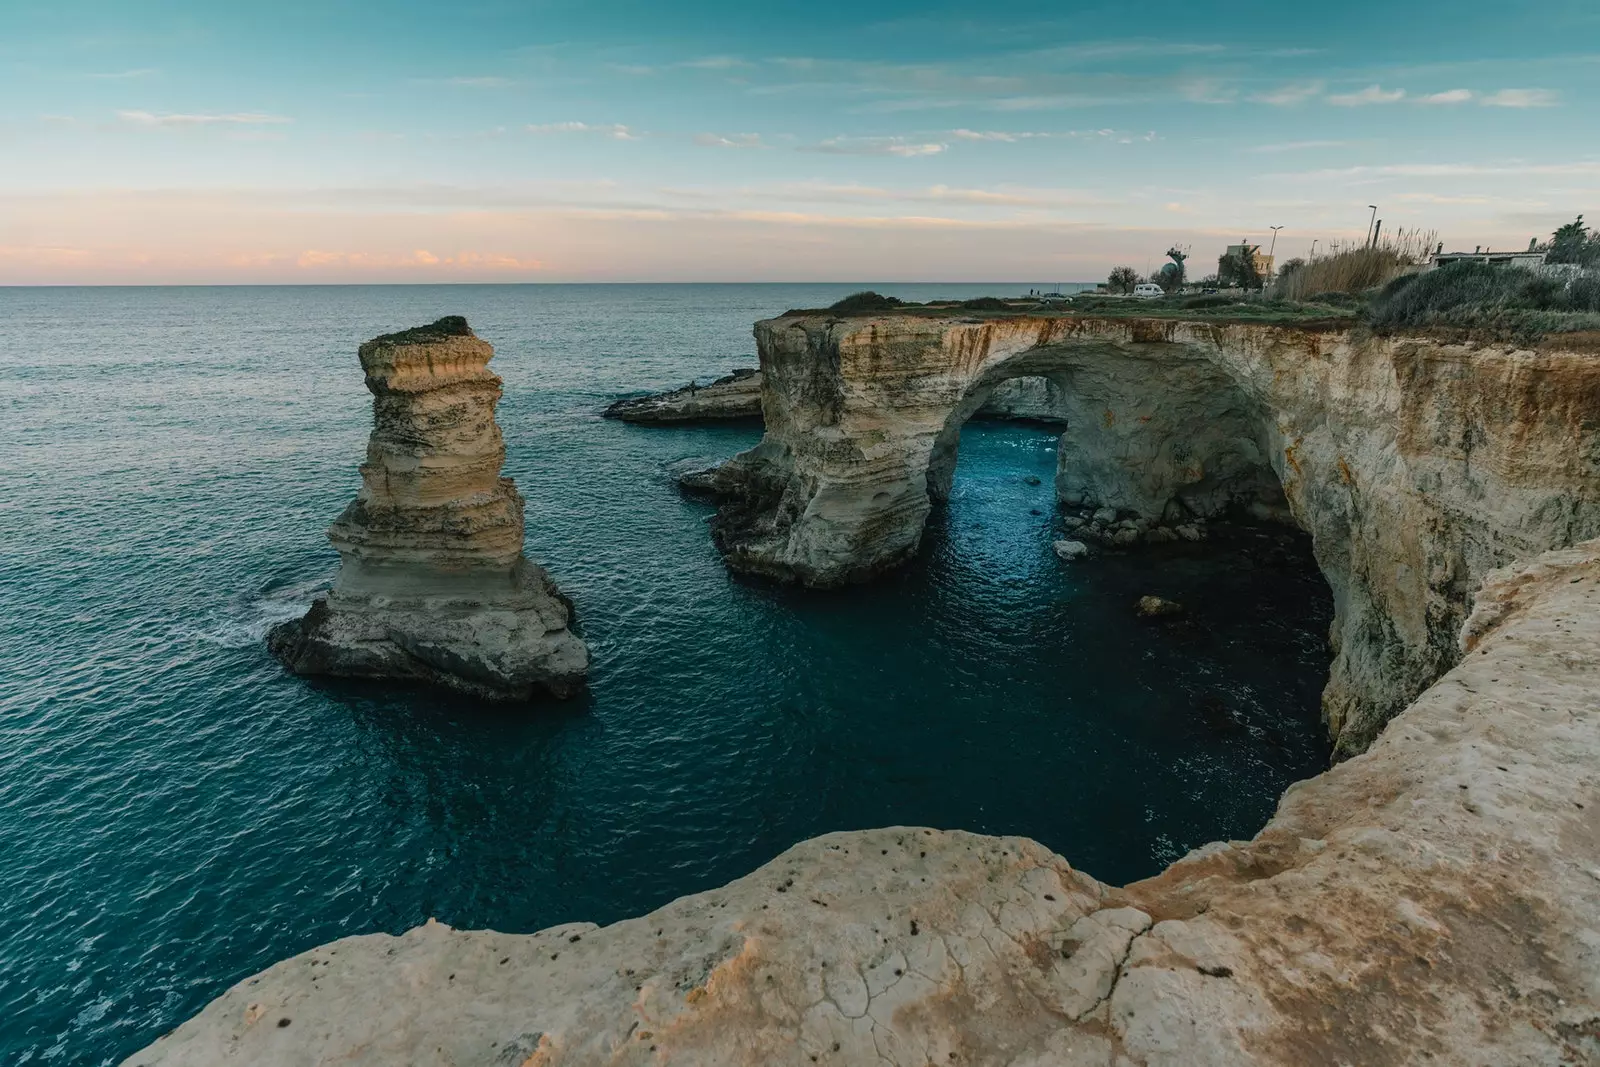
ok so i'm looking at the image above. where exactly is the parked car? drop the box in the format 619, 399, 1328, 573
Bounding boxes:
1133, 283, 1164, 299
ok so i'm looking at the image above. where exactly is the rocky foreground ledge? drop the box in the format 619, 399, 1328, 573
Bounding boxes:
130, 542, 1599, 1065
268, 317, 588, 699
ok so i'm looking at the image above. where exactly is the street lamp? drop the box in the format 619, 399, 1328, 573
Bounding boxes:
1268, 225, 1284, 259
1367, 205, 1379, 247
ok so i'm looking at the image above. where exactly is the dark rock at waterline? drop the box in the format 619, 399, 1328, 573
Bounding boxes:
1136, 595, 1185, 619
604, 369, 762, 424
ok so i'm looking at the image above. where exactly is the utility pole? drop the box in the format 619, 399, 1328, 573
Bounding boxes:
1367, 205, 1378, 247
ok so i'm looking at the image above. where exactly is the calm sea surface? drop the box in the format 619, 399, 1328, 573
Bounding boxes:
0, 284, 1332, 1064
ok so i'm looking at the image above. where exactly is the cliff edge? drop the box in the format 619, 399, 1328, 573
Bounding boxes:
267, 316, 588, 699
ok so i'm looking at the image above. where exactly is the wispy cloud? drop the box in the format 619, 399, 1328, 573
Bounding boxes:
116, 110, 291, 127
1327, 84, 1406, 106
1180, 79, 1238, 104
1028, 40, 1227, 63
1480, 88, 1559, 107
681, 55, 751, 70
295, 248, 542, 270
525, 121, 637, 140
658, 180, 1114, 209
801, 135, 946, 157
438, 76, 518, 88
1419, 88, 1473, 104
1275, 161, 1600, 180
86, 68, 158, 80
693, 132, 765, 149
946, 128, 1132, 141
1248, 139, 1350, 153
1248, 81, 1324, 106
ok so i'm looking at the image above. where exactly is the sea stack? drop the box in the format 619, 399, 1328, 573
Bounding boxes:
268, 316, 588, 699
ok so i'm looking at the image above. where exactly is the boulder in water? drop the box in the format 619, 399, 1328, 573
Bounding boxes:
1052, 539, 1090, 561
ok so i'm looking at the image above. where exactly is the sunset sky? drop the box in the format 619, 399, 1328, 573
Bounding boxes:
3, 0, 1598, 283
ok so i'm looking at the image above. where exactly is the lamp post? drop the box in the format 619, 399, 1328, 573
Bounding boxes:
1268, 225, 1283, 259
1367, 205, 1378, 247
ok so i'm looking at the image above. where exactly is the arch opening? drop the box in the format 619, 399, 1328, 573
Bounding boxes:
927, 343, 1296, 543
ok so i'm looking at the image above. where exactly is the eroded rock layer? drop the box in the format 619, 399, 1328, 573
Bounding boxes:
267, 316, 587, 699
693, 314, 1600, 754
127, 542, 1600, 1065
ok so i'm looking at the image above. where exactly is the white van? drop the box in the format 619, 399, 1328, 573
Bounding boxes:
1133, 283, 1165, 299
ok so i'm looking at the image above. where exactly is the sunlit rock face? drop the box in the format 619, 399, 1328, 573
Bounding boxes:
267, 317, 588, 699
693, 313, 1600, 756
127, 541, 1600, 1066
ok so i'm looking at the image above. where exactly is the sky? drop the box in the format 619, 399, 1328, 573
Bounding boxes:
2, 0, 1598, 284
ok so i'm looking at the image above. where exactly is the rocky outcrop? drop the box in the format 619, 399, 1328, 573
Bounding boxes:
604, 370, 1065, 426
124, 541, 1600, 1066
691, 314, 1600, 755
267, 317, 588, 699
604, 368, 762, 423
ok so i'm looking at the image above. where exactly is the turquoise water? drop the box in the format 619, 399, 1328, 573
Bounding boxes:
0, 284, 1331, 1064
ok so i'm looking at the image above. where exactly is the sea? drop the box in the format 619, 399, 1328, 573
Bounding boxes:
0, 283, 1332, 1064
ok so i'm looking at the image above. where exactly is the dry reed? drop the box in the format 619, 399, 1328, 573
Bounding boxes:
1273, 227, 1438, 300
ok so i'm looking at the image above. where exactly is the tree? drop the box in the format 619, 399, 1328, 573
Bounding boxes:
1154, 262, 1184, 293
1217, 247, 1263, 290
1277, 257, 1307, 280
1107, 266, 1140, 294
1548, 215, 1600, 266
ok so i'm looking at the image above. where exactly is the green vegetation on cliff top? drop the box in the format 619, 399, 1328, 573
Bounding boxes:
791, 279, 1600, 344
364, 315, 476, 347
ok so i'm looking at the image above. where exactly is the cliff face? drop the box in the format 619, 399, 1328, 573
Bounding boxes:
698, 314, 1600, 755
268, 317, 588, 699
125, 542, 1600, 1066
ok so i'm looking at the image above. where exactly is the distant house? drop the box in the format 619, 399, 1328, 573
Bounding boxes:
1429, 243, 1547, 271
1224, 243, 1274, 280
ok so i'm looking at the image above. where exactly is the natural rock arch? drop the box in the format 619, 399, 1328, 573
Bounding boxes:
925, 347, 1288, 528
695, 313, 1600, 756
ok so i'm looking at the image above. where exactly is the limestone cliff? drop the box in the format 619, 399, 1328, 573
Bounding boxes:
693, 314, 1600, 755
268, 316, 588, 699
125, 542, 1600, 1065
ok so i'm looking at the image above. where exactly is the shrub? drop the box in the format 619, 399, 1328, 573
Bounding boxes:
959, 296, 1012, 311
1181, 294, 1233, 310
1366, 261, 1600, 338
828, 291, 907, 313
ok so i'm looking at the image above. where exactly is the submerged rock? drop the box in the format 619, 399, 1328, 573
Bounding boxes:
267, 317, 588, 699
1135, 595, 1185, 618
603, 368, 761, 423
1052, 538, 1089, 561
